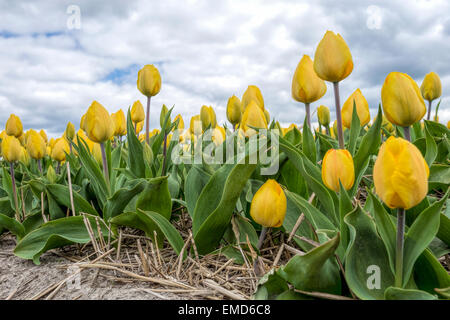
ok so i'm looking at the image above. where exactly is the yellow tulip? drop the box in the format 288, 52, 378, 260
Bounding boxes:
46, 146, 52, 156
341, 89, 370, 128
250, 179, 287, 228
321, 149, 355, 192
242, 85, 264, 110
137, 64, 161, 97
174, 114, 185, 130
240, 100, 268, 137
190, 115, 202, 136
317, 105, 331, 127
49, 138, 56, 149
212, 126, 226, 145
64, 122, 75, 141
313, 31, 353, 82
264, 109, 270, 124
84, 101, 115, 143
226, 95, 242, 126
80, 114, 86, 132
2, 135, 22, 162
5, 114, 23, 138
420, 72, 442, 102
51, 138, 70, 162
447, 120, 450, 129
25, 129, 46, 160
292, 55, 327, 103
111, 109, 126, 136
39, 129, 48, 144
282, 123, 298, 137
373, 137, 429, 209
200, 105, 217, 129
131, 100, 145, 123
332, 120, 346, 137
381, 72, 426, 127
433, 115, 439, 123
374, 115, 394, 133
19, 146, 30, 166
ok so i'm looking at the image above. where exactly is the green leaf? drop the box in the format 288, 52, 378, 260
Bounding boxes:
338, 184, 353, 254
302, 117, 316, 164
344, 205, 395, 299
428, 164, 450, 191
278, 234, 341, 295
347, 100, 361, 156
402, 191, 449, 287
136, 176, 172, 220
424, 123, 438, 167
384, 287, 437, 300
103, 179, 147, 221
46, 184, 99, 216
126, 108, 145, 178
14, 215, 110, 264
413, 248, 450, 294
111, 210, 185, 257
0, 213, 25, 239
254, 268, 289, 300
184, 165, 211, 218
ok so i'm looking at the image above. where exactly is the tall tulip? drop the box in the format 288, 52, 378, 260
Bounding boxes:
242, 85, 264, 111
39, 129, 48, 144
200, 105, 217, 130
381, 72, 426, 141
131, 100, 145, 125
373, 136, 429, 287
189, 115, 202, 136
137, 64, 162, 144
240, 100, 268, 137
25, 129, 46, 172
341, 89, 370, 128
111, 109, 126, 137
226, 95, 242, 129
5, 114, 23, 138
321, 149, 355, 192
420, 72, 442, 120
292, 55, 327, 128
1, 135, 22, 220
317, 105, 331, 134
314, 31, 353, 148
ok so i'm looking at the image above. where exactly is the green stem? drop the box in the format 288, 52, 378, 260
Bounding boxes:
145, 96, 151, 145
395, 208, 405, 287
100, 142, 110, 191
162, 133, 168, 175
333, 82, 345, 149
305, 102, 311, 130
10, 162, 20, 222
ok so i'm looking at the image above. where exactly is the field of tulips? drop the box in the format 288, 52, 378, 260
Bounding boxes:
0, 30, 449, 300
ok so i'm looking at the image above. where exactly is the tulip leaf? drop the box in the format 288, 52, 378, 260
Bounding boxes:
302, 117, 316, 164
135, 176, 172, 220
338, 184, 353, 254
413, 248, 450, 294
46, 184, 99, 216
278, 234, 341, 295
2, 167, 15, 211
280, 159, 307, 198
402, 190, 449, 287
103, 179, 147, 222
282, 197, 315, 252
428, 164, 450, 191
424, 123, 438, 167
254, 268, 289, 300
0, 213, 25, 239
384, 287, 438, 300
184, 165, 211, 218
193, 150, 257, 255
126, 109, 145, 178
347, 101, 361, 156
111, 210, 185, 258
423, 120, 450, 138
14, 215, 110, 265
344, 205, 395, 299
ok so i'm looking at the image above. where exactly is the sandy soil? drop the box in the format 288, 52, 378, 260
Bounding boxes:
0, 235, 181, 300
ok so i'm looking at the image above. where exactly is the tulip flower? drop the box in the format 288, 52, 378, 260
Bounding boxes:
321, 149, 355, 192
65, 122, 75, 141
226, 95, 242, 129
240, 101, 268, 137
80, 114, 87, 132
131, 100, 145, 124
111, 109, 126, 137
25, 129, 46, 165
92, 143, 103, 166
136, 121, 144, 134
190, 115, 202, 136
200, 105, 217, 130
420, 72, 442, 120
317, 105, 331, 134
137, 64, 162, 144
447, 120, 450, 129
264, 109, 270, 125
51, 138, 70, 163
39, 129, 48, 144
292, 55, 327, 128
341, 89, 370, 128
373, 136, 429, 288
242, 85, 264, 111
250, 179, 287, 228
174, 114, 185, 131
314, 31, 353, 148
381, 72, 426, 140
1, 135, 22, 220
5, 114, 23, 138
84, 101, 114, 186
212, 126, 226, 146
19, 146, 30, 167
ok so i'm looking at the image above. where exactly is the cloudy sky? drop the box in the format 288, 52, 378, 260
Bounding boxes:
0, 0, 449, 137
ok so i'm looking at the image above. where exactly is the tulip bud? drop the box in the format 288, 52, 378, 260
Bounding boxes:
160, 104, 171, 129
264, 109, 270, 124
317, 105, 331, 127
19, 147, 30, 166
226, 95, 242, 126
250, 179, 287, 228
189, 115, 202, 136
51, 138, 70, 162
341, 89, 370, 128
39, 129, 48, 144
240, 101, 268, 137
2, 135, 22, 162
173, 114, 184, 131
447, 120, 450, 129
420, 72, 442, 102
137, 64, 161, 97
381, 72, 426, 127
322, 149, 355, 192
131, 100, 145, 123
313, 31, 353, 82
84, 101, 115, 143
143, 143, 154, 165
65, 122, 75, 141
26, 129, 46, 160
5, 114, 23, 138
47, 166, 56, 183
212, 126, 226, 146
292, 55, 327, 103
373, 137, 429, 209
136, 121, 144, 133
111, 110, 126, 136
80, 114, 87, 132
242, 85, 264, 111
200, 105, 217, 130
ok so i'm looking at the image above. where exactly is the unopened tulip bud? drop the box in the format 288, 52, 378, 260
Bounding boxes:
240, 101, 268, 137
341, 89, 370, 128
2, 135, 22, 162
322, 149, 355, 192
84, 101, 115, 143
131, 100, 145, 123
111, 109, 126, 136
242, 85, 264, 111
250, 179, 287, 228
5, 114, 23, 138
226, 95, 242, 126
65, 122, 75, 141
51, 138, 70, 162
420, 72, 442, 102
200, 105, 217, 130
317, 105, 331, 127
292, 55, 327, 103
137, 64, 161, 97
26, 129, 46, 160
